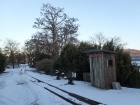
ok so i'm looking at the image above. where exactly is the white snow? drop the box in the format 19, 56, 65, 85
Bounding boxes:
0, 64, 140, 105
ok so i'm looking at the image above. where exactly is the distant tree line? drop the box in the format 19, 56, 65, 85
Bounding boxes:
0, 39, 27, 71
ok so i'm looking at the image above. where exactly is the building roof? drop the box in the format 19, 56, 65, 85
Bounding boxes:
83, 49, 116, 54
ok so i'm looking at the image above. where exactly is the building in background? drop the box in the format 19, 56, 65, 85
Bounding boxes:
124, 49, 140, 70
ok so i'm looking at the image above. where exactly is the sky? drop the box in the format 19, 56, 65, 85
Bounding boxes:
0, 0, 140, 50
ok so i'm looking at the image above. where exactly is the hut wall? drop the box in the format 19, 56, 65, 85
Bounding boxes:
90, 53, 105, 88
103, 53, 116, 89
90, 52, 116, 89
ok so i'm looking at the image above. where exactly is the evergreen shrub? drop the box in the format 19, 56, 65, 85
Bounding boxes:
0, 53, 6, 73
36, 58, 52, 74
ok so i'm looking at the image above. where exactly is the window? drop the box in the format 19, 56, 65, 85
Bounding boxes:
107, 59, 113, 67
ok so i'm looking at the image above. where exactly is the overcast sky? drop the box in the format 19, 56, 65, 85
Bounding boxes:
0, 0, 140, 50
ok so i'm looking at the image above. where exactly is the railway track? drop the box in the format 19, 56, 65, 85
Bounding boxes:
27, 74, 105, 105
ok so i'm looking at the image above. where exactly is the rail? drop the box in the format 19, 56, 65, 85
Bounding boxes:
27, 74, 105, 105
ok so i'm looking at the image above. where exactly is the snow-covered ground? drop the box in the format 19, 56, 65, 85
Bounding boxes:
0, 64, 140, 105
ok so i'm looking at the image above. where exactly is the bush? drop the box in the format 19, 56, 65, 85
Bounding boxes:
57, 43, 78, 74
0, 53, 6, 73
52, 57, 61, 75
52, 42, 93, 80
36, 58, 52, 74
75, 42, 93, 80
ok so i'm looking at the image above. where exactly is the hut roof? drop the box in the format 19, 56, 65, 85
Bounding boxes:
83, 49, 116, 54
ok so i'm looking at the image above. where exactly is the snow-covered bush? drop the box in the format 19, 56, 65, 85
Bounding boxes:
36, 58, 52, 74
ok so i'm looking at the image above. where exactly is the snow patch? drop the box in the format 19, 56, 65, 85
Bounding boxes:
16, 79, 28, 85
0, 81, 6, 89
0, 96, 17, 105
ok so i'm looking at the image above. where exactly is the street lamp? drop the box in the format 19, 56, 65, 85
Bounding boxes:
30, 54, 35, 68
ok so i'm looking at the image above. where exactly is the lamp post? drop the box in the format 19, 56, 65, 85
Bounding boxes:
29, 54, 35, 68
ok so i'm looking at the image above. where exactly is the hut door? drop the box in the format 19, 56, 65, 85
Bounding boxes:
91, 56, 102, 88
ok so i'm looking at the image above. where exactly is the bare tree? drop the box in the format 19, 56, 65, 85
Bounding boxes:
111, 36, 127, 49
25, 38, 39, 54
3, 39, 20, 68
90, 33, 107, 49
32, 3, 79, 58
90, 33, 126, 50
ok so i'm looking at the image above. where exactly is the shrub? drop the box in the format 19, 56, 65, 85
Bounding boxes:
52, 42, 93, 80
36, 58, 52, 74
75, 42, 93, 80
59, 43, 78, 73
52, 57, 61, 75
0, 53, 6, 73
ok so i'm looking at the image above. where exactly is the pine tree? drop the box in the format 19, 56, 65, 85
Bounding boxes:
0, 53, 6, 73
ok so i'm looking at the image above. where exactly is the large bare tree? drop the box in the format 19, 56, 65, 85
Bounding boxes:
30, 3, 79, 58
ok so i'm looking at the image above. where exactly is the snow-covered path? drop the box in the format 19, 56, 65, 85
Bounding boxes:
0, 65, 140, 105
0, 67, 71, 105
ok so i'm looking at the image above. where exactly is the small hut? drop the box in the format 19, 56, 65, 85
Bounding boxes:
84, 49, 116, 89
